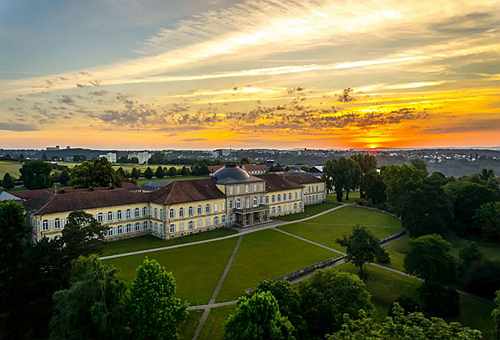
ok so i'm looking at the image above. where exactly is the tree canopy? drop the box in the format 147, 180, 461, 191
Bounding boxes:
2, 172, 15, 190
69, 158, 121, 188
20, 160, 53, 189
493, 290, 500, 339
382, 164, 426, 216
472, 202, 500, 241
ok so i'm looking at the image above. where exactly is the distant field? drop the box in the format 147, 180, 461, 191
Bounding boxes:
0, 160, 22, 178
137, 176, 204, 186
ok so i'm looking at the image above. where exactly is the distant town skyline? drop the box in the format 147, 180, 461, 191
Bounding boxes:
1, 0, 499, 150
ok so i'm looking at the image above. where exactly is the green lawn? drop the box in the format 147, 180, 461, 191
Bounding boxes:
137, 176, 205, 185
327, 190, 364, 204
102, 228, 238, 256
0, 160, 22, 178
198, 305, 236, 340
381, 235, 409, 272
274, 202, 340, 221
278, 206, 402, 252
180, 310, 204, 340
104, 237, 239, 305
216, 229, 336, 302
335, 263, 496, 337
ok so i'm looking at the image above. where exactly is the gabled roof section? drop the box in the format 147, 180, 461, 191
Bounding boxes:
280, 173, 325, 184
255, 174, 303, 192
150, 179, 225, 205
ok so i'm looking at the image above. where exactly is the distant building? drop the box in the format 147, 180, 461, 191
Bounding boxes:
0, 191, 22, 202
46, 146, 60, 151
310, 166, 323, 175
99, 152, 117, 163
138, 152, 150, 165
141, 180, 172, 192
208, 164, 268, 175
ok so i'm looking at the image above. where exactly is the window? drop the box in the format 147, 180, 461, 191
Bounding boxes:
245, 198, 249, 208
205, 204, 211, 213
277, 194, 281, 202
170, 209, 175, 218
266, 196, 269, 204
160, 209, 164, 219
283, 194, 287, 202
98, 213, 103, 222
179, 208, 184, 218
154, 223, 158, 232
272, 195, 275, 203
245, 184, 249, 193
54, 218, 61, 229
294, 203, 297, 211
295, 192, 298, 199
126, 209, 131, 219
117, 210, 122, 220
154, 208, 158, 218
316, 185, 319, 192
180, 222, 184, 231
143, 221, 148, 230
108, 227, 114, 236
206, 217, 211, 226
142, 207, 147, 216
236, 199, 241, 209
126, 224, 131, 233
42, 220, 49, 231
214, 216, 219, 225
118, 225, 124, 234
214, 202, 218, 212
189, 206, 194, 216
198, 219, 202, 228
169, 224, 176, 233
188, 221, 194, 230
197, 205, 202, 215
253, 184, 257, 191
299, 202, 303, 210
272, 207, 276, 215
108, 211, 113, 221
236, 186, 240, 194
160, 224, 164, 234
222, 201, 226, 210
229, 187, 234, 195
278, 206, 282, 213
253, 197, 258, 207
229, 200, 233, 209
135, 223, 140, 232
135, 208, 140, 217
222, 215, 226, 223
289, 193, 292, 200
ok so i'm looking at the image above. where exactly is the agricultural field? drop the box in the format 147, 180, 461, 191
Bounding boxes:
0, 160, 22, 178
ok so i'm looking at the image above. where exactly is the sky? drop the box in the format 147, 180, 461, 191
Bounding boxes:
0, 0, 499, 150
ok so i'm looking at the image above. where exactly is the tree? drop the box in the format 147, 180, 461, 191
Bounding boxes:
199, 164, 210, 176
472, 202, 500, 241
480, 168, 495, 182
240, 157, 251, 164
326, 304, 481, 340
363, 170, 386, 204
300, 268, 374, 337
418, 281, 459, 318
344, 158, 362, 200
350, 154, 377, 198
180, 166, 189, 176
168, 167, 177, 177
459, 241, 482, 272
2, 172, 15, 190
20, 160, 53, 189
382, 164, 426, 216
144, 167, 154, 179
411, 158, 427, 172
61, 211, 109, 260
493, 290, 500, 339
323, 158, 350, 201
249, 280, 307, 339
73, 155, 86, 162
50, 255, 128, 340
404, 234, 456, 284
155, 166, 165, 179
336, 225, 389, 278
401, 177, 454, 237
116, 167, 127, 179
127, 258, 188, 340
58, 170, 71, 185
131, 167, 141, 179
148, 152, 166, 164
69, 158, 121, 188
464, 260, 500, 299
225, 291, 294, 340
388, 295, 421, 316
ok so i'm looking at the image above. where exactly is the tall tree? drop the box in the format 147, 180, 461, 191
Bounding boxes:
58, 170, 70, 186
180, 166, 189, 176
480, 168, 495, 182
472, 202, 500, 241
404, 234, 456, 284
168, 167, 177, 177
155, 166, 165, 179
410, 158, 427, 172
144, 167, 154, 180
300, 268, 374, 337
225, 291, 294, 340
350, 154, 377, 198
336, 225, 389, 278
323, 158, 351, 201
493, 290, 500, 340
50, 255, 128, 340
362, 170, 386, 204
382, 164, 426, 216
127, 258, 188, 340
61, 211, 109, 260
116, 167, 127, 179
20, 160, 53, 189
344, 158, 362, 200
131, 168, 140, 179
69, 158, 121, 188
2, 172, 15, 190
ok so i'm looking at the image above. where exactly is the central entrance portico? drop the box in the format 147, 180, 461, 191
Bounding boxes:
233, 205, 270, 226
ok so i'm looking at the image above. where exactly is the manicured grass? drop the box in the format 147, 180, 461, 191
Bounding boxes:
273, 202, 340, 221
336, 263, 495, 337
104, 237, 239, 305
446, 230, 500, 262
327, 190, 364, 203
198, 305, 236, 340
0, 160, 22, 178
137, 176, 205, 185
101, 228, 238, 256
381, 235, 408, 272
216, 229, 336, 302
180, 310, 204, 340
278, 205, 402, 252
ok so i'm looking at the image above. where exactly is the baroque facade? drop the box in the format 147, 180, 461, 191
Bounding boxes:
16, 164, 326, 242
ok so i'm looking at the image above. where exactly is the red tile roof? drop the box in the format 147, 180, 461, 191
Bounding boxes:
150, 179, 225, 205
280, 173, 325, 184
255, 174, 303, 192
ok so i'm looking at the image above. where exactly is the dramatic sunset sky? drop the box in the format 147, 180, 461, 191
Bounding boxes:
0, 0, 499, 150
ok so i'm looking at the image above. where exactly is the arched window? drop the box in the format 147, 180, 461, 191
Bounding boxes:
126, 209, 131, 219
206, 217, 211, 226
143, 221, 148, 230
197, 219, 202, 228
266, 196, 269, 204
142, 207, 147, 216
271, 207, 276, 215
170, 209, 175, 218
54, 218, 61, 229
214, 216, 219, 225
154, 223, 158, 232
272, 195, 275, 203
117, 210, 122, 220
135, 223, 140, 232
205, 204, 210, 213
160, 209, 164, 219
160, 224, 164, 234
126, 224, 131, 233
260, 196, 264, 205
188, 221, 194, 230
179, 208, 184, 217
118, 225, 123, 234
214, 202, 218, 212
222, 215, 226, 223
169, 224, 176, 233
135, 208, 140, 217
42, 220, 49, 231
294, 203, 297, 211
229, 200, 233, 209
197, 205, 202, 215
283, 194, 286, 202
98, 213, 103, 222
154, 208, 158, 218
189, 206, 194, 216
108, 227, 114, 236
289, 193, 292, 200
277, 194, 281, 202
236, 199, 241, 209
278, 206, 282, 213
108, 211, 113, 221
295, 192, 298, 200
253, 197, 258, 207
